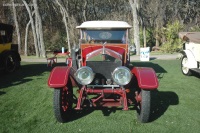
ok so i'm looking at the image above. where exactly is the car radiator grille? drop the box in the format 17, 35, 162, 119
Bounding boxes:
86, 61, 122, 85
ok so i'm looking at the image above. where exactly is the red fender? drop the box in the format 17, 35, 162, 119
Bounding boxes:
48, 66, 71, 88
131, 67, 159, 90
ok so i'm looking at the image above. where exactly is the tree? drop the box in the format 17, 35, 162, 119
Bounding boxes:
22, 0, 39, 57
83, 0, 87, 21
0, 1, 6, 23
129, 0, 140, 55
54, 0, 71, 53
1, 0, 200, 56
24, 20, 31, 56
33, 0, 46, 57
12, 0, 21, 53
139, 1, 147, 47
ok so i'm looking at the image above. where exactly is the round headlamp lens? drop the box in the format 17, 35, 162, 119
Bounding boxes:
75, 66, 94, 85
112, 66, 132, 85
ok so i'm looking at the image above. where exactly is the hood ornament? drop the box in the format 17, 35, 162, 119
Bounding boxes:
102, 42, 107, 55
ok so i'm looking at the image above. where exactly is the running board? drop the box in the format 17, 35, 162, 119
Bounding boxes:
191, 68, 200, 73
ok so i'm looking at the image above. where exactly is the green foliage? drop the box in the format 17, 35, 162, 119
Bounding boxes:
140, 28, 156, 47
190, 25, 200, 32
160, 21, 184, 53
44, 30, 67, 51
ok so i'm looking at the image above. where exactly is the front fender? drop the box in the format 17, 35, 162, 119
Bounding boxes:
180, 50, 197, 68
48, 66, 71, 88
131, 67, 159, 90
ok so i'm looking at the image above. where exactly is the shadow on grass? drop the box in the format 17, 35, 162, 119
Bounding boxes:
66, 107, 122, 122
0, 91, 6, 95
101, 107, 118, 116
130, 61, 167, 82
150, 90, 179, 122
63, 89, 179, 123
66, 108, 95, 123
150, 57, 157, 60
65, 100, 125, 122
0, 62, 67, 90
191, 72, 200, 78
130, 61, 167, 74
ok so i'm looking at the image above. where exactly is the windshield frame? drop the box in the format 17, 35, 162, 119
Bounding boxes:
80, 29, 128, 44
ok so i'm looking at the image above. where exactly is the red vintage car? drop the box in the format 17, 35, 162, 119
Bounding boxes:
48, 21, 159, 123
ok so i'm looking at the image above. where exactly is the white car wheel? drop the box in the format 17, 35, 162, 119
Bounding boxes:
181, 55, 192, 76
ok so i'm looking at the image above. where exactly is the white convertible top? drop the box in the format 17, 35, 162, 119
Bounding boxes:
76, 21, 132, 29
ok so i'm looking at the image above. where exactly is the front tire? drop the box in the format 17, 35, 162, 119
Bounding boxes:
53, 79, 73, 123
181, 54, 192, 76
137, 90, 151, 123
4, 53, 17, 73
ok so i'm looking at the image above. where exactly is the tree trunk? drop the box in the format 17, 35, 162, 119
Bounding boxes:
143, 25, 146, 48
12, 0, 21, 53
24, 20, 31, 56
55, 0, 71, 53
140, 16, 146, 48
35, 12, 41, 56
33, 0, 46, 57
83, 0, 87, 21
155, 23, 159, 47
0, 4, 6, 23
22, 0, 39, 57
129, 0, 140, 55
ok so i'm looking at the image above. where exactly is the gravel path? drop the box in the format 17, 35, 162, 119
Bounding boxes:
21, 53, 179, 63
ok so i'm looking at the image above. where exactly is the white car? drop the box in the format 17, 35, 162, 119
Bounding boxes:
179, 32, 200, 76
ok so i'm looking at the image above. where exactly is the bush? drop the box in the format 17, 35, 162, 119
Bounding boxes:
190, 25, 200, 32
160, 21, 184, 53
44, 30, 67, 51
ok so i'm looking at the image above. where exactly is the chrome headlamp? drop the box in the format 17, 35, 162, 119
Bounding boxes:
112, 66, 132, 85
74, 66, 95, 85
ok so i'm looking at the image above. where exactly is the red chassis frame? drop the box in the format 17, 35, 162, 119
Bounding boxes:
75, 86, 129, 110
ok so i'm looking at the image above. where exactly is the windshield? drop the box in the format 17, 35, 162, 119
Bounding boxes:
81, 29, 127, 44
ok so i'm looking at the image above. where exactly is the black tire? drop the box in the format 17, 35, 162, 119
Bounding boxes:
137, 90, 151, 123
53, 79, 73, 123
4, 52, 17, 73
181, 54, 192, 76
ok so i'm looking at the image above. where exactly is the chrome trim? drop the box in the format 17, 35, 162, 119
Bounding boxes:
87, 85, 120, 88
86, 48, 122, 60
74, 66, 95, 85
112, 66, 132, 85
102, 42, 107, 55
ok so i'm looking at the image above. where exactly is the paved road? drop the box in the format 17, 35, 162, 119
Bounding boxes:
22, 57, 66, 63
130, 53, 179, 61
21, 53, 180, 63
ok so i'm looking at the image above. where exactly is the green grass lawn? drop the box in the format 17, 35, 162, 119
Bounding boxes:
0, 60, 200, 133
